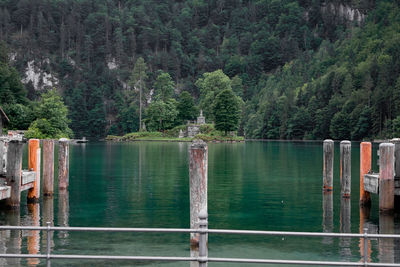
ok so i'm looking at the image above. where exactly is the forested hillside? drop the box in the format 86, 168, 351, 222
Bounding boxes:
2, 0, 397, 141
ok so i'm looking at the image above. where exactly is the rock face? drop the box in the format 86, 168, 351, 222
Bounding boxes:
320, 2, 367, 26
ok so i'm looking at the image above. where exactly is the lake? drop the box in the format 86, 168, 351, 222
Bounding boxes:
0, 141, 398, 266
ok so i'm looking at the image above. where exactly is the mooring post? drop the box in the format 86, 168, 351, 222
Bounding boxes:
323, 139, 334, 191
360, 142, 372, 206
340, 140, 351, 198
189, 139, 208, 246
27, 139, 41, 203
5, 140, 24, 209
43, 140, 55, 196
379, 143, 395, 212
58, 138, 69, 190
0, 140, 5, 175
391, 138, 400, 207
198, 210, 208, 267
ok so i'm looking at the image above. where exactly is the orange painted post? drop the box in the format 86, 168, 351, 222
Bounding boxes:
323, 139, 334, 191
43, 139, 55, 196
379, 143, 395, 212
340, 140, 351, 198
27, 139, 40, 203
58, 138, 69, 190
360, 142, 372, 206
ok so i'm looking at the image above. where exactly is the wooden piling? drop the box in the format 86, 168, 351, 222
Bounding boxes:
379, 143, 395, 212
43, 140, 55, 196
27, 139, 40, 203
340, 140, 351, 198
58, 138, 69, 190
189, 139, 208, 246
5, 140, 24, 209
0, 140, 5, 175
360, 142, 372, 206
323, 139, 334, 191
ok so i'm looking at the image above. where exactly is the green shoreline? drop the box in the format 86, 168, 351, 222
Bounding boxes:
105, 135, 244, 143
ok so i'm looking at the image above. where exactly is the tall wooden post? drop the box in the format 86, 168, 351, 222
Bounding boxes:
391, 138, 400, 208
340, 140, 351, 198
27, 139, 40, 203
379, 143, 395, 212
0, 140, 5, 175
360, 142, 372, 206
43, 140, 55, 196
189, 139, 208, 246
58, 138, 69, 190
323, 139, 334, 191
5, 140, 24, 209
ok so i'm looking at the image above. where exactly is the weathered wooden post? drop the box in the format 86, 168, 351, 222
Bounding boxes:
323, 139, 334, 191
391, 138, 400, 207
27, 139, 41, 203
43, 139, 55, 196
0, 140, 5, 175
360, 142, 372, 206
58, 138, 69, 190
340, 140, 351, 198
5, 140, 24, 209
379, 143, 395, 212
189, 139, 208, 246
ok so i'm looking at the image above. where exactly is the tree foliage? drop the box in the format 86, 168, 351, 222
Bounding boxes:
213, 89, 241, 135
25, 90, 72, 139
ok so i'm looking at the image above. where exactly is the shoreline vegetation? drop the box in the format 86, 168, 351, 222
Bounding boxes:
105, 124, 244, 143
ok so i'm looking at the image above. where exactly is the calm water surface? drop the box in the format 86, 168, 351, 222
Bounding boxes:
0, 141, 398, 266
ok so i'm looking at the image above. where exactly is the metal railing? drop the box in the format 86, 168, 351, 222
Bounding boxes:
1, 213, 400, 267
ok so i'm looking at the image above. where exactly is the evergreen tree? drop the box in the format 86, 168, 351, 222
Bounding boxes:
154, 71, 175, 101
213, 89, 241, 135
128, 57, 148, 130
177, 91, 198, 123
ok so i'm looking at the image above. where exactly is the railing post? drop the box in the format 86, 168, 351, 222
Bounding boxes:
27, 139, 41, 203
198, 210, 208, 267
360, 142, 372, 206
340, 140, 351, 198
323, 139, 334, 191
46, 221, 51, 267
363, 228, 368, 265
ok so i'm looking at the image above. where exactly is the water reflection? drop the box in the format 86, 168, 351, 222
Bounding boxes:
58, 191, 69, 242
42, 196, 54, 250
339, 198, 351, 260
27, 203, 40, 266
322, 192, 333, 244
4, 209, 21, 266
379, 213, 395, 264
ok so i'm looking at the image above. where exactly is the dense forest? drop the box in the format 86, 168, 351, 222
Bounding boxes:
1, 0, 399, 140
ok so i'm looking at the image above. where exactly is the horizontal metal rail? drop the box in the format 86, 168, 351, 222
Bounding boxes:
1, 224, 400, 266
0, 225, 399, 238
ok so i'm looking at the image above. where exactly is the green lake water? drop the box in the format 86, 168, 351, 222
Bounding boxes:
0, 141, 398, 266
